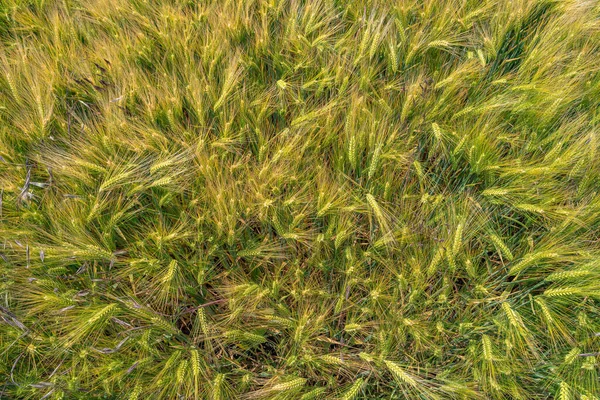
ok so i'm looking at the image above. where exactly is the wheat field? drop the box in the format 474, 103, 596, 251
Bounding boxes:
1, 0, 599, 399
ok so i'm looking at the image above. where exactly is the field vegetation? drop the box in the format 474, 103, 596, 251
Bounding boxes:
1, 0, 599, 398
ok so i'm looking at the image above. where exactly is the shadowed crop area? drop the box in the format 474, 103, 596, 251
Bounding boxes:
1, 0, 599, 398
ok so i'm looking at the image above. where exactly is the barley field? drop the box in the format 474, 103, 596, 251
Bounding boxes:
1, 0, 599, 399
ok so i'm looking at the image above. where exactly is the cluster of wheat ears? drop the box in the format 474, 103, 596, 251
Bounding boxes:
0, 0, 599, 399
